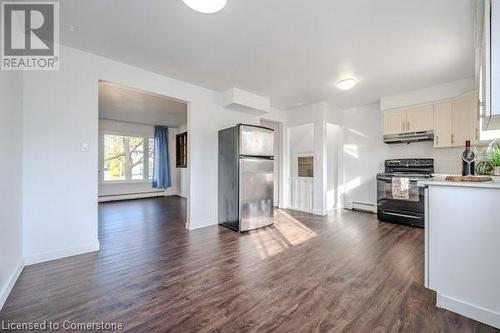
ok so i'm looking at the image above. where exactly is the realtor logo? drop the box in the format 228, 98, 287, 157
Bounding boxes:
1, 1, 59, 70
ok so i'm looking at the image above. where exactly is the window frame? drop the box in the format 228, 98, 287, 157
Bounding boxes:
176, 132, 188, 168
100, 131, 155, 184
292, 152, 315, 179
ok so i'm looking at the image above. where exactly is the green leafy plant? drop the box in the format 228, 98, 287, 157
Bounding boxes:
487, 144, 500, 167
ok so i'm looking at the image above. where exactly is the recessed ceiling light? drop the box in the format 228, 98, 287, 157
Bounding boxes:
182, 0, 227, 13
336, 78, 357, 90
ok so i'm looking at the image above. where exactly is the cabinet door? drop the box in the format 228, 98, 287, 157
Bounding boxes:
406, 105, 434, 132
383, 109, 407, 135
433, 102, 452, 148
451, 91, 479, 147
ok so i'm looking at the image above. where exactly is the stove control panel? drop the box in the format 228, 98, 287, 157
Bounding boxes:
385, 159, 434, 167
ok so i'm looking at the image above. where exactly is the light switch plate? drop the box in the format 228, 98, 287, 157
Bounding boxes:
80, 142, 89, 152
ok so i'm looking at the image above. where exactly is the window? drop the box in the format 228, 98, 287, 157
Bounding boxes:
176, 132, 187, 168
298, 156, 314, 177
103, 134, 154, 182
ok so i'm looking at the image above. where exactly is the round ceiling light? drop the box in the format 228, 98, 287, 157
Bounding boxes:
182, 0, 227, 13
336, 78, 357, 90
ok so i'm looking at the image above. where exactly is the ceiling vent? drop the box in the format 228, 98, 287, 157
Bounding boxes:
222, 88, 271, 114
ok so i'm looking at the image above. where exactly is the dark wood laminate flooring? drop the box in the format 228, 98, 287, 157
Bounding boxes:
1, 196, 497, 332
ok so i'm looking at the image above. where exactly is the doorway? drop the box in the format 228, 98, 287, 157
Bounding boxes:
97, 80, 189, 231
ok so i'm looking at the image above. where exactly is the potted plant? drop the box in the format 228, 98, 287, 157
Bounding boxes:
487, 142, 500, 176
476, 150, 494, 175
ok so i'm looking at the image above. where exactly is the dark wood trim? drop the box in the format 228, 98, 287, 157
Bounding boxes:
176, 131, 187, 168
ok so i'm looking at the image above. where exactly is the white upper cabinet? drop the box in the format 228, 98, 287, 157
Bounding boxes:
406, 105, 434, 132
451, 91, 479, 146
383, 105, 433, 135
433, 102, 452, 148
382, 91, 479, 148
383, 109, 407, 135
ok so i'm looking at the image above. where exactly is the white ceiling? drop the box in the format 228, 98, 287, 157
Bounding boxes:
98, 81, 187, 126
62, 0, 475, 109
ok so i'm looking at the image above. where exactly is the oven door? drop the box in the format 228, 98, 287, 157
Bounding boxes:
376, 174, 425, 227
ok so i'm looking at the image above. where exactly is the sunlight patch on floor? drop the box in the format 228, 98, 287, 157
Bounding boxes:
249, 210, 318, 260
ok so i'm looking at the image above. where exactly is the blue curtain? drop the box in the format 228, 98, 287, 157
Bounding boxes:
152, 126, 171, 189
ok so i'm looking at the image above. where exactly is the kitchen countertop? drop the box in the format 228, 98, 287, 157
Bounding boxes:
418, 174, 500, 189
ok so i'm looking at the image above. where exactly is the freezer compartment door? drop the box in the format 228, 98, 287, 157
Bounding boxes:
240, 125, 274, 157
239, 157, 274, 231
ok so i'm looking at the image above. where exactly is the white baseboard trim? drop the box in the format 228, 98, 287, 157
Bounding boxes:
312, 209, 328, 216
283, 206, 328, 216
285, 207, 313, 214
24, 240, 100, 266
187, 217, 217, 231
437, 293, 500, 329
0, 258, 24, 311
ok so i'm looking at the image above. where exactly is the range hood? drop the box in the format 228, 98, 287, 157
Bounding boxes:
383, 131, 434, 144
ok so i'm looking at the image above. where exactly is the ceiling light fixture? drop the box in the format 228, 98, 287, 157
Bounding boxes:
182, 0, 227, 13
336, 78, 357, 90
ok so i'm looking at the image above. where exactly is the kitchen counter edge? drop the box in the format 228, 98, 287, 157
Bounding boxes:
418, 175, 500, 189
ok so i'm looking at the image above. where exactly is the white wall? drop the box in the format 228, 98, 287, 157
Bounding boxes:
327, 123, 343, 210
288, 123, 315, 162
0, 71, 24, 309
387, 143, 463, 175
98, 119, 179, 200
260, 119, 282, 207
286, 102, 327, 215
380, 78, 478, 175
340, 79, 478, 210
288, 123, 315, 177
380, 77, 475, 110
342, 102, 468, 211
342, 104, 387, 210
21, 44, 285, 264
285, 102, 345, 214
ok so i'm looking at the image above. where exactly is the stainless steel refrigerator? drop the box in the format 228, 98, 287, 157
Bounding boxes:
218, 124, 274, 232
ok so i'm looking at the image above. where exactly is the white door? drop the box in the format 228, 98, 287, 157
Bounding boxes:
289, 153, 314, 213
406, 104, 434, 132
434, 102, 453, 148
383, 109, 407, 135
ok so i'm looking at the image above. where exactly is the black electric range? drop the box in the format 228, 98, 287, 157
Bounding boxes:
376, 159, 434, 228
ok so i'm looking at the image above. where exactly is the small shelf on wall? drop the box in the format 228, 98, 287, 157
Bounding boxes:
176, 132, 187, 168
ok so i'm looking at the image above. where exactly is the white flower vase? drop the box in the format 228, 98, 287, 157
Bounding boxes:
495, 166, 500, 176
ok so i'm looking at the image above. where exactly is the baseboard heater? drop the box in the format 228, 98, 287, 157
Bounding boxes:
99, 190, 164, 198
98, 191, 166, 202
351, 201, 376, 213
